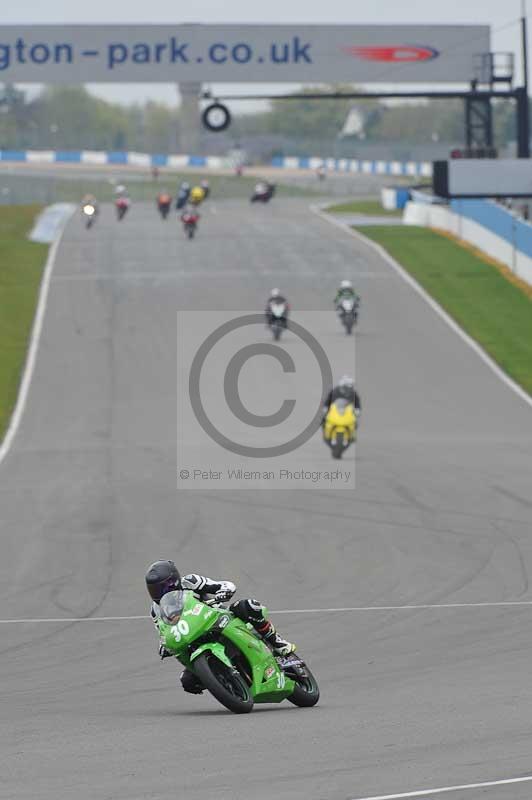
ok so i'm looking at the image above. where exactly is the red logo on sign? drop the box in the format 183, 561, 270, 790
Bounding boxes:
342, 45, 439, 63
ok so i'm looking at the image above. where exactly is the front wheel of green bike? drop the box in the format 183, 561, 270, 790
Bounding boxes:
193, 653, 254, 714
287, 666, 320, 707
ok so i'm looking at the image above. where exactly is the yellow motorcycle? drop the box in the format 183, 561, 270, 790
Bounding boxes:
189, 186, 206, 206
323, 399, 357, 459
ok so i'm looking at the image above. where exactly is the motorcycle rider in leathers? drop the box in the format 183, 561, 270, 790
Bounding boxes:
265, 288, 290, 329
145, 560, 295, 694
322, 375, 361, 427
334, 279, 360, 311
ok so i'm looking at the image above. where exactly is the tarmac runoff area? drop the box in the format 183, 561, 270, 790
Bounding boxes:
1, 196, 532, 800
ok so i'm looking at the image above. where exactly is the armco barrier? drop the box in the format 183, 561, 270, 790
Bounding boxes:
381, 186, 411, 210
404, 199, 532, 287
0, 150, 226, 169
0, 150, 433, 178
270, 156, 432, 177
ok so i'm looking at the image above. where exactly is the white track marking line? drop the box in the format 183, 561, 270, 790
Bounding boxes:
275, 600, 532, 612
0, 208, 74, 467
311, 205, 532, 411
350, 773, 532, 799
3, 600, 532, 624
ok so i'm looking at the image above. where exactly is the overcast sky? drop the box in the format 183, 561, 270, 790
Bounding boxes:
3, 0, 530, 107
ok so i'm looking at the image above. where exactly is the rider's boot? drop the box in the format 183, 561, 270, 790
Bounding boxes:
256, 620, 296, 656
180, 668, 204, 694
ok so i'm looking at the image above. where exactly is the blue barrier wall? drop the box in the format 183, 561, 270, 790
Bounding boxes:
270, 156, 431, 177
0, 151, 26, 161
0, 150, 217, 168
0, 150, 432, 178
451, 200, 532, 260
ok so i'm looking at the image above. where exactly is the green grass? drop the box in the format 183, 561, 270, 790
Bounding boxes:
357, 225, 532, 396
0, 205, 48, 442
327, 199, 402, 216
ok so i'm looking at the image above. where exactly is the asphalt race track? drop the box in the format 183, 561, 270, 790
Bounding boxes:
2, 196, 532, 800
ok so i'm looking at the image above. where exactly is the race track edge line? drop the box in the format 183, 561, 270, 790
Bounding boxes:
4, 599, 532, 623
349, 772, 532, 799
0, 207, 74, 467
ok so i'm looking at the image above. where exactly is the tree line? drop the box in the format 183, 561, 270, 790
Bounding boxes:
0, 86, 181, 152
0, 84, 519, 154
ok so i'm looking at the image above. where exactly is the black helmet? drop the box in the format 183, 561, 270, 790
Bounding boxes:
145, 560, 181, 602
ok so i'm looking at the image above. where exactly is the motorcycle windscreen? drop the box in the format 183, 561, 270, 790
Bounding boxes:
333, 398, 350, 415
159, 590, 185, 624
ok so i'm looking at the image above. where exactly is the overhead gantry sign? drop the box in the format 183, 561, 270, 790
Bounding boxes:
0, 24, 489, 83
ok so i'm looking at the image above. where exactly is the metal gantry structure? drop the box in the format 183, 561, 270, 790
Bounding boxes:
202, 11, 531, 159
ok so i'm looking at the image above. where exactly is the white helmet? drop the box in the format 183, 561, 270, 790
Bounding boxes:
340, 280, 352, 290
339, 375, 354, 389
270, 288, 281, 299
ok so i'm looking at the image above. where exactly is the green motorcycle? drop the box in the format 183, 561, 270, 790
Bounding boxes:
157, 590, 320, 714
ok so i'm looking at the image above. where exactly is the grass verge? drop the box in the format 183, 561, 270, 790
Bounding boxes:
357, 225, 532, 396
0, 205, 48, 443
327, 200, 402, 216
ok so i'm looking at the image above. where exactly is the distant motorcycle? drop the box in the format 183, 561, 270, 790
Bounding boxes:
82, 203, 97, 229
323, 399, 357, 459
115, 197, 130, 221
175, 188, 190, 210
157, 193, 172, 220
337, 297, 359, 335
268, 301, 287, 341
181, 210, 199, 239
251, 182, 276, 203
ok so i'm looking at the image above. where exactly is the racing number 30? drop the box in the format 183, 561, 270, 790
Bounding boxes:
171, 620, 190, 642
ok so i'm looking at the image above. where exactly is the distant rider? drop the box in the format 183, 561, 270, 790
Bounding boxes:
200, 179, 210, 199
175, 182, 190, 209
334, 280, 359, 311
157, 189, 172, 209
253, 181, 275, 200
265, 288, 290, 328
114, 184, 130, 210
81, 193, 98, 213
180, 203, 199, 223
322, 375, 361, 425
145, 560, 295, 694
189, 185, 205, 206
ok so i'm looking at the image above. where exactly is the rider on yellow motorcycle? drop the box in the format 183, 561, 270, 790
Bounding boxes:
322, 376, 361, 454
189, 185, 206, 206
322, 375, 361, 424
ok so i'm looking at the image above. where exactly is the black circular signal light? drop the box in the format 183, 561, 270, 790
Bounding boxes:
202, 102, 231, 132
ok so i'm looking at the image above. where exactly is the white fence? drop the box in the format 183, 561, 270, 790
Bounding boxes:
404, 199, 532, 287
